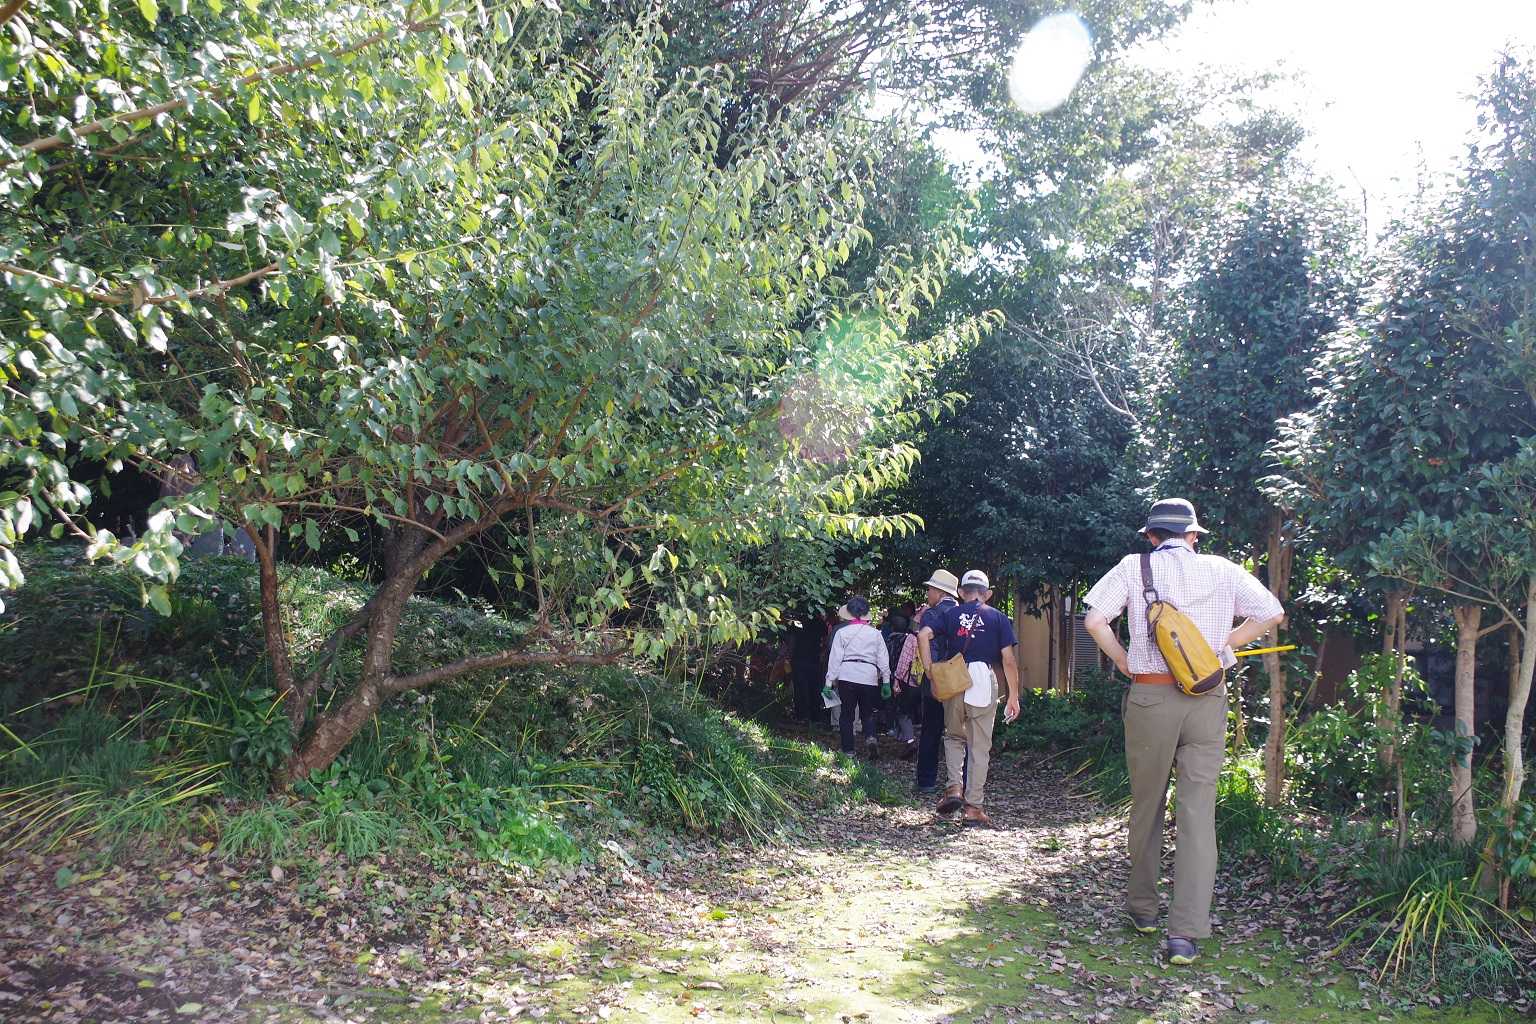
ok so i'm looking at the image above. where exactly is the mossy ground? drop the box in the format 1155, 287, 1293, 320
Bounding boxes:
247, 768, 1517, 1024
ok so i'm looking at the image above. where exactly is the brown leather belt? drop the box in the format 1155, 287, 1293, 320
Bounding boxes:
1132, 673, 1176, 685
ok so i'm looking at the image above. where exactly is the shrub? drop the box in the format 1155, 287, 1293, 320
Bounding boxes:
1336, 837, 1526, 994
1288, 654, 1448, 821
3, 549, 890, 866
1487, 797, 1536, 912
1214, 752, 1310, 876
219, 803, 300, 860
994, 668, 1123, 756
223, 689, 294, 786
296, 766, 398, 860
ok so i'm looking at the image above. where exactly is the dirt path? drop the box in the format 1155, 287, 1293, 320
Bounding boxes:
5, 759, 1522, 1023
444, 763, 1514, 1024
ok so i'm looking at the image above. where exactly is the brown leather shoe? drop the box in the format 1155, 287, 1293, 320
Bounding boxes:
936, 785, 964, 815
962, 803, 991, 827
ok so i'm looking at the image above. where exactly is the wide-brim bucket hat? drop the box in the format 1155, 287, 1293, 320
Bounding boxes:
922, 569, 959, 598
1143, 498, 1209, 534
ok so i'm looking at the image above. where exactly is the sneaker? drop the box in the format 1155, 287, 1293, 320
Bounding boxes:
936, 785, 964, 815
961, 803, 992, 827
899, 740, 918, 761
1165, 937, 1199, 965
1128, 913, 1158, 934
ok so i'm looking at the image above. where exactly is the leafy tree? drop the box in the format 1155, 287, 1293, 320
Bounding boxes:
1366, 53, 1536, 847
1151, 157, 1363, 803
882, 18, 1195, 638
0, 3, 984, 780
1278, 54, 1536, 844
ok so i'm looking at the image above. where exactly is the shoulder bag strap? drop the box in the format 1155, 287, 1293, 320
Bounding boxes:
1140, 552, 1161, 640
947, 607, 976, 660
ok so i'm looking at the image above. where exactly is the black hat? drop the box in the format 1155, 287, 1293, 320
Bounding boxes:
1142, 498, 1209, 535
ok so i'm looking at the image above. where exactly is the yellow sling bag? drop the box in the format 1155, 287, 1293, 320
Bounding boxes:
1141, 552, 1224, 696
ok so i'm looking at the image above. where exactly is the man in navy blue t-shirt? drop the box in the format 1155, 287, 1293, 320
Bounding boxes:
918, 570, 1021, 826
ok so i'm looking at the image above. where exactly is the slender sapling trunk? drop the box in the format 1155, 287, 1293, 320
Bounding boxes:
1262, 510, 1294, 806
1450, 603, 1482, 846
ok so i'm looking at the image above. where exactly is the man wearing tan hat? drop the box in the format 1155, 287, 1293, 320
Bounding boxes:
918, 569, 1022, 825
1083, 498, 1283, 966
912, 569, 959, 794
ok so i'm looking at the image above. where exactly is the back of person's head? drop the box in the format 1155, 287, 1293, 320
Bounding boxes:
959, 570, 990, 601
886, 612, 910, 632
1145, 527, 1178, 544
846, 595, 870, 619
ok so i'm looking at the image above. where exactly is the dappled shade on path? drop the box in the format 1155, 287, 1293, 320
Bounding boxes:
2, 759, 1522, 1023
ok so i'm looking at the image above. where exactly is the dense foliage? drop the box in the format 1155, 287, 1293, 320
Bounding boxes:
0, 1, 990, 779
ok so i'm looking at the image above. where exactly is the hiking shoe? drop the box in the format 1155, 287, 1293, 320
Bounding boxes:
1128, 913, 1158, 934
900, 740, 918, 761
1165, 937, 1199, 965
962, 803, 992, 827
936, 785, 964, 815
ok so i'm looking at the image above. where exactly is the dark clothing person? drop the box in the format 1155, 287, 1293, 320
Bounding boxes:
914, 595, 958, 789
915, 680, 948, 785
788, 615, 828, 723
837, 681, 880, 753
925, 599, 1018, 672
923, 586, 1019, 812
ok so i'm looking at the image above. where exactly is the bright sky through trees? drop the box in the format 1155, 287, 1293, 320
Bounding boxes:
1136, 0, 1536, 221
1008, 12, 1095, 114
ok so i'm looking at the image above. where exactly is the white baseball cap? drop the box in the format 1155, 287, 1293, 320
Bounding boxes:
960, 569, 990, 590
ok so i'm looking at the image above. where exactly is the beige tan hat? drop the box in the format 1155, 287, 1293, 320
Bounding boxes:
922, 569, 959, 598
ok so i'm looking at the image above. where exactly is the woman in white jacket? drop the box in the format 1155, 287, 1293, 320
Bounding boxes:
824, 595, 891, 759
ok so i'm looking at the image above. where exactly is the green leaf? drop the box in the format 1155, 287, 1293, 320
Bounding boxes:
247, 92, 262, 124
146, 585, 172, 617
137, 0, 158, 25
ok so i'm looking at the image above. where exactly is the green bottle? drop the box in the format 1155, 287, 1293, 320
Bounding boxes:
880, 682, 892, 700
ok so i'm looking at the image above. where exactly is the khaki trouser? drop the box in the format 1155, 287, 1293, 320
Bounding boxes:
1123, 682, 1226, 939
943, 670, 998, 807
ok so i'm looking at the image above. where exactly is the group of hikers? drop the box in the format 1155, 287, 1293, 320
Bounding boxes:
783, 498, 1284, 966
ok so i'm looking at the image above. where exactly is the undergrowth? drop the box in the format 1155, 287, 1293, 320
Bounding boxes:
993, 656, 1532, 998
0, 544, 890, 869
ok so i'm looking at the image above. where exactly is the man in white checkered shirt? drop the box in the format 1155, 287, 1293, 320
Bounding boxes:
1083, 498, 1283, 967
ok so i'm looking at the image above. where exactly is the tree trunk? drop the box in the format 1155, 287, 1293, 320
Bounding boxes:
1450, 604, 1482, 846
1480, 615, 1531, 897
1046, 584, 1059, 693
1058, 586, 1073, 693
269, 505, 532, 786
1380, 590, 1407, 769
1502, 578, 1536, 815
249, 525, 304, 733
1013, 585, 1030, 690
1262, 510, 1294, 806
282, 574, 414, 785
1389, 594, 1409, 849
281, 677, 385, 783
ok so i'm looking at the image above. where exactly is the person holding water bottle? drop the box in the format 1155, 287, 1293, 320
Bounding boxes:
823, 595, 891, 760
